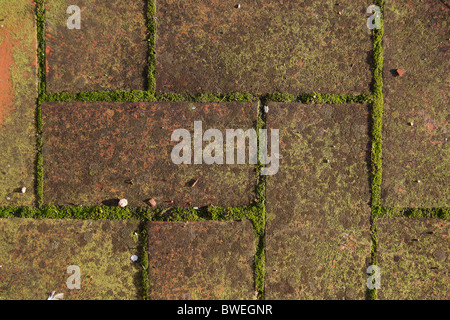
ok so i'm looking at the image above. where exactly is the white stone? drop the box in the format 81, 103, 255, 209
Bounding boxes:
118, 198, 128, 207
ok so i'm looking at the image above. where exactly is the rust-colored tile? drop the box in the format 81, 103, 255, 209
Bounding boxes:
0, 218, 141, 300
0, 0, 37, 206
265, 103, 372, 299
45, 0, 148, 93
376, 218, 449, 300
42, 101, 257, 207
156, 0, 373, 95
147, 220, 255, 300
381, 0, 449, 207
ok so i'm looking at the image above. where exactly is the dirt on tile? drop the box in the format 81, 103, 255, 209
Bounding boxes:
147, 220, 255, 299
0, 0, 37, 206
156, 0, 373, 95
265, 103, 372, 299
0, 218, 141, 300
381, 0, 449, 207
45, 0, 148, 93
42, 101, 257, 207
376, 218, 449, 300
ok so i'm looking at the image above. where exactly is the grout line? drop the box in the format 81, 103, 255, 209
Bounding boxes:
35, 0, 46, 208
139, 218, 150, 300
147, 0, 156, 95
368, 0, 385, 301
40, 91, 373, 104
254, 98, 267, 300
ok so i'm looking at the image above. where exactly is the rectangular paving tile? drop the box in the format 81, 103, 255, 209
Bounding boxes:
147, 220, 255, 299
0, 0, 37, 206
45, 0, 148, 93
381, 0, 449, 207
42, 101, 257, 207
265, 103, 372, 299
156, 0, 373, 95
0, 218, 141, 300
375, 218, 449, 300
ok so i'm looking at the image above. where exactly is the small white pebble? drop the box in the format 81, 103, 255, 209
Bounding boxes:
118, 198, 128, 207
21, 187, 26, 194
264, 105, 269, 113
130, 255, 138, 262
6, 197, 10, 201
416, 180, 422, 183
235, 4, 241, 8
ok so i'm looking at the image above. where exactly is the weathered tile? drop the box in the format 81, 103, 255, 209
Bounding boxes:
42, 101, 257, 207
147, 220, 255, 299
45, 0, 148, 93
156, 0, 373, 95
381, 0, 449, 207
0, 218, 141, 300
375, 218, 449, 300
0, 0, 37, 206
265, 103, 372, 299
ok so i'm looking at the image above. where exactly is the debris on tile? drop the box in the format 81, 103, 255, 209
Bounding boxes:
148, 198, 157, 207
21, 187, 26, 194
130, 255, 138, 262
47, 291, 64, 300
190, 178, 199, 188
396, 69, 405, 77
118, 199, 128, 207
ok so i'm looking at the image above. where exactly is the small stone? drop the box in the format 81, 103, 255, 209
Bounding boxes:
408, 121, 414, 126
148, 198, 157, 207
396, 69, 405, 77
264, 105, 269, 113
6, 197, 10, 201
235, 4, 241, 8
118, 198, 128, 207
130, 255, 138, 262
21, 187, 26, 193
416, 180, 422, 183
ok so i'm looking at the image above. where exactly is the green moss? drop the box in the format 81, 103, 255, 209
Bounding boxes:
263, 93, 372, 104
147, 0, 156, 94
368, 0, 384, 301
36, 0, 46, 207
139, 219, 150, 300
